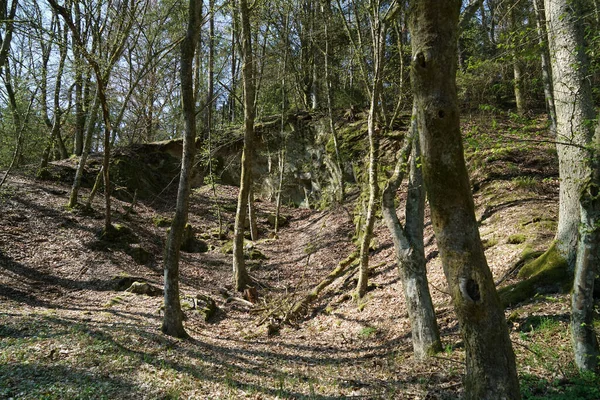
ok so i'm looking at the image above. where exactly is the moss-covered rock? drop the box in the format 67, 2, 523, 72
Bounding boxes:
220, 240, 234, 254
246, 248, 267, 260
266, 214, 289, 228
99, 223, 137, 244
196, 294, 218, 322
127, 245, 152, 265
152, 216, 172, 228
499, 242, 571, 307
125, 281, 163, 297
111, 275, 147, 291
507, 233, 527, 244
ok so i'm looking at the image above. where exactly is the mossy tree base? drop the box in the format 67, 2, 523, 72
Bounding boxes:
499, 242, 571, 307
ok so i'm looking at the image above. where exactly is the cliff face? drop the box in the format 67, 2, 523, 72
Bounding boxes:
41, 111, 408, 207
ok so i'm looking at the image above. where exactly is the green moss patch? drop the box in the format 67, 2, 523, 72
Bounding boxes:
152, 216, 172, 228
507, 233, 527, 244
499, 242, 571, 307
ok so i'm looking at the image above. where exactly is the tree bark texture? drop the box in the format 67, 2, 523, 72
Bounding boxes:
533, 0, 557, 134
381, 108, 442, 360
510, 9, 525, 114
68, 90, 100, 208
545, 0, 596, 269
162, 0, 203, 338
409, 2, 521, 398
543, 0, 600, 371
232, 0, 255, 291
356, 17, 385, 299
572, 165, 600, 371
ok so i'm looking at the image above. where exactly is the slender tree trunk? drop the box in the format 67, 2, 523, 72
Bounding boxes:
162, 0, 203, 339
39, 21, 67, 173
275, 14, 289, 234
533, 0, 557, 134
356, 18, 385, 299
96, 81, 114, 233
232, 0, 255, 291
275, 146, 285, 234
510, 9, 525, 114
73, 4, 85, 156
389, 20, 406, 130
322, 0, 344, 203
230, 16, 237, 123
207, 0, 215, 133
0, 0, 17, 71
68, 89, 100, 208
409, 2, 520, 398
545, 0, 596, 269
382, 105, 442, 360
248, 187, 258, 241
0, 64, 35, 189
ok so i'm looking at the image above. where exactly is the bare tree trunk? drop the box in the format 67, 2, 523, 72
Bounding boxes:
409, 2, 520, 398
545, 0, 596, 270
207, 0, 215, 133
322, 0, 344, 203
232, 0, 255, 291
162, 0, 203, 339
510, 9, 525, 114
73, 3, 85, 156
572, 137, 600, 370
382, 105, 442, 360
0, 64, 35, 189
533, 0, 556, 133
275, 146, 285, 234
39, 20, 67, 173
388, 20, 406, 130
68, 89, 100, 208
0, 0, 17, 71
357, 11, 388, 298
248, 187, 258, 241
543, 0, 600, 371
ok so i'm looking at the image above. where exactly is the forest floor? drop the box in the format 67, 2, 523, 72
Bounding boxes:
1, 113, 599, 399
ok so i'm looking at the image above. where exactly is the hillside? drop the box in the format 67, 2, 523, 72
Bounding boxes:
1, 113, 599, 399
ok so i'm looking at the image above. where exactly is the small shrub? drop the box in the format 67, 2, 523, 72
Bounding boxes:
359, 326, 377, 338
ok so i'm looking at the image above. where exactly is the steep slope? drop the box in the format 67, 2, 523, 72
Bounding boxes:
1, 113, 598, 399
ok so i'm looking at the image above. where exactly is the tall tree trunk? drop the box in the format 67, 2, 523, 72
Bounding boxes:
543, 0, 600, 371
207, 0, 215, 133
510, 8, 525, 114
0, 62, 35, 188
409, 2, 521, 398
275, 146, 286, 234
68, 90, 100, 208
232, 0, 254, 291
162, 0, 203, 339
39, 20, 67, 173
572, 132, 600, 370
248, 187, 258, 241
533, 0, 556, 134
545, 0, 596, 269
381, 105, 442, 360
322, 0, 344, 203
356, 17, 385, 299
0, 0, 17, 71
230, 15, 237, 123
73, 3, 85, 156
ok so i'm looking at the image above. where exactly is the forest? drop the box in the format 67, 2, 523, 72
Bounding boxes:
1, 0, 600, 398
